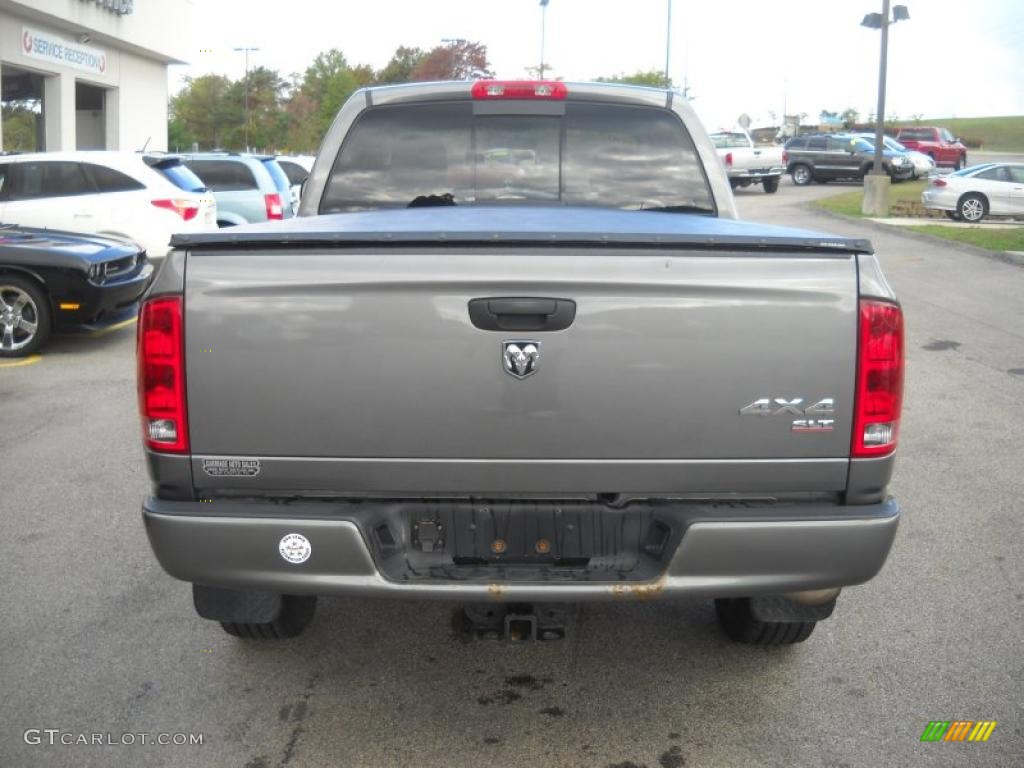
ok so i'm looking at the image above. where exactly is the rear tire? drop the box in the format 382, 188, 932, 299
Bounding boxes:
219, 595, 317, 639
762, 177, 780, 194
957, 193, 987, 223
790, 164, 812, 186
714, 598, 816, 645
0, 275, 51, 358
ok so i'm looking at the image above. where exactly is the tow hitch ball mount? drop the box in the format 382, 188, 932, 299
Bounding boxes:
459, 603, 569, 642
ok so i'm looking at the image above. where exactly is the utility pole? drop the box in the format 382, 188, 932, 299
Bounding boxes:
871, 0, 890, 182
539, 0, 550, 78
233, 46, 258, 152
860, 3, 910, 215
664, 0, 672, 88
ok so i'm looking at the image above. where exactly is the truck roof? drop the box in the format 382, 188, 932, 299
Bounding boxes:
171, 206, 872, 254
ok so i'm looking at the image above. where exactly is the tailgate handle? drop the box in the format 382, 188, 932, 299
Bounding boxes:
468, 297, 576, 332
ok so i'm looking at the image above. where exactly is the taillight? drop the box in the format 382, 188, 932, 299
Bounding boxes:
151, 198, 199, 221
138, 296, 189, 454
782, 150, 789, 164
931, 178, 947, 187
724, 152, 733, 168
264, 193, 283, 220
471, 80, 568, 100
852, 300, 904, 458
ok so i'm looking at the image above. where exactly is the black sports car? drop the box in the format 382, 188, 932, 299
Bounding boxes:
0, 224, 154, 356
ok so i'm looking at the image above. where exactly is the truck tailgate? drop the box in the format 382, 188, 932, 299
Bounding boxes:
184, 246, 857, 494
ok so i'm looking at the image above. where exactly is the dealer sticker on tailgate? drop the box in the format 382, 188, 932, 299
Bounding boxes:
202, 458, 261, 477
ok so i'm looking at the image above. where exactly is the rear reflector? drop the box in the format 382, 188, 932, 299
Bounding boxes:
471, 80, 568, 100
138, 296, 189, 454
852, 300, 904, 458
264, 193, 284, 220
151, 198, 199, 221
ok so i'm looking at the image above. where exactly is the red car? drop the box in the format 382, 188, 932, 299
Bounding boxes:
894, 127, 968, 169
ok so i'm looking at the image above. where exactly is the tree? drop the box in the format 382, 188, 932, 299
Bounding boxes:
224, 66, 288, 151
377, 46, 426, 84
841, 107, 859, 128
409, 40, 492, 81
170, 74, 237, 149
288, 49, 361, 150
596, 69, 669, 88
1, 105, 41, 151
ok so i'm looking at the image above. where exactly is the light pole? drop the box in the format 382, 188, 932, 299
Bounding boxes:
539, 0, 549, 78
664, 0, 672, 88
860, 3, 909, 215
233, 46, 258, 152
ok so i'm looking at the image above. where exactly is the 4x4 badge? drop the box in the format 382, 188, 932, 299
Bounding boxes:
502, 341, 540, 379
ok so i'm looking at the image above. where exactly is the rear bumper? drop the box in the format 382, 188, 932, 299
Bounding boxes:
728, 168, 784, 181
143, 496, 900, 602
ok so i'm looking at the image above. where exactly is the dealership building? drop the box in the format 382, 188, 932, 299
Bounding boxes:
0, 0, 191, 152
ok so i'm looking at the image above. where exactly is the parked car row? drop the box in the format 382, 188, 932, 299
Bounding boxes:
0, 152, 215, 258
853, 133, 935, 178
784, 133, 915, 185
0, 150, 309, 357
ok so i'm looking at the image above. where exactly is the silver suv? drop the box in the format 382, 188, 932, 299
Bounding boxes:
180, 153, 293, 226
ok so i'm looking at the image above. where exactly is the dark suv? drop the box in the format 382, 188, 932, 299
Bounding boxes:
784, 133, 914, 185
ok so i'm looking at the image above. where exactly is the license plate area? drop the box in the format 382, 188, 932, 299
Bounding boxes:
367, 501, 679, 583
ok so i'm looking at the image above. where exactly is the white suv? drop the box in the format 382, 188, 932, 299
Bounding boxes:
0, 152, 217, 258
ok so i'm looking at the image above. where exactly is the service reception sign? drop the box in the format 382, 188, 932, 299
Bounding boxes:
22, 27, 108, 75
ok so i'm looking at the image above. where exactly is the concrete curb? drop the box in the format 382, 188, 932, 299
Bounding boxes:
810, 205, 1024, 269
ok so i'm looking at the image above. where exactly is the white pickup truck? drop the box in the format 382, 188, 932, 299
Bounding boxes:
711, 130, 787, 194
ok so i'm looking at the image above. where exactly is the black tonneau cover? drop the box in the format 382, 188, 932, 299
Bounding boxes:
171, 207, 872, 254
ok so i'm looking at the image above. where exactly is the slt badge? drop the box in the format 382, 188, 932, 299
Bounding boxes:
503, 341, 540, 379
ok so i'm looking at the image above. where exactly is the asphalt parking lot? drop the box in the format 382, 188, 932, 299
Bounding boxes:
2, 178, 1022, 768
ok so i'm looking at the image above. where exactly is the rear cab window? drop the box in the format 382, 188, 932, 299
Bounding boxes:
710, 133, 750, 149
898, 128, 934, 141
320, 101, 715, 215
185, 160, 258, 192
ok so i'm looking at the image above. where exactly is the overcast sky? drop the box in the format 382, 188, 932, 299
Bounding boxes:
174, 0, 1024, 128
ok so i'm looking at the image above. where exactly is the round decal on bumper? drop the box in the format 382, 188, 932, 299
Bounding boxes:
279, 533, 311, 564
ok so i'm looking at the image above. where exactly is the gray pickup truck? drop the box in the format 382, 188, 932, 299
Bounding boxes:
139, 81, 903, 645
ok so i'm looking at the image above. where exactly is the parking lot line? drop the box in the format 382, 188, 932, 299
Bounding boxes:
89, 317, 138, 338
0, 354, 42, 368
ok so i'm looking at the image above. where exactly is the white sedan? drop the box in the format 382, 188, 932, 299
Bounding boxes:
921, 163, 1024, 222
